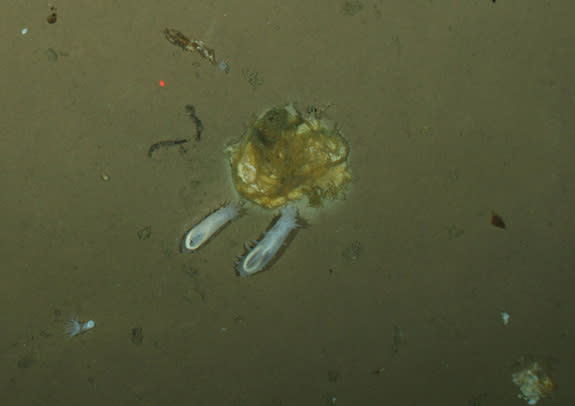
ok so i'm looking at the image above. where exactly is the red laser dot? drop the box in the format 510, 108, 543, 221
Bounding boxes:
158, 80, 166, 87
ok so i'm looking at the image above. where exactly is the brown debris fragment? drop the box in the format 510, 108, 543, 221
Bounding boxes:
47, 6, 57, 24
164, 28, 216, 64
491, 211, 506, 229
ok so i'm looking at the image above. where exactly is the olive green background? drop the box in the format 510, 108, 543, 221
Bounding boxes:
1, 1, 573, 405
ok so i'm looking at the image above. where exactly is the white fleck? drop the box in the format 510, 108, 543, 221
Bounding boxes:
83, 320, 96, 330
21, 27, 28, 35
217, 60, 230, 73
501, 311, 510, 326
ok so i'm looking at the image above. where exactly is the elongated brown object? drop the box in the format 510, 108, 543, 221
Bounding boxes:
491, 211, 506, 229
164, 28, 216, 64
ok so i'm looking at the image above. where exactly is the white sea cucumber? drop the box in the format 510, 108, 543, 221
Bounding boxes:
181, 202, 243, 253
236, 205, 300, 276
64, 318, 95, 337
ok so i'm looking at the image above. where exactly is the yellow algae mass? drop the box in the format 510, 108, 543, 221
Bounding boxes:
226, 105, 351, 209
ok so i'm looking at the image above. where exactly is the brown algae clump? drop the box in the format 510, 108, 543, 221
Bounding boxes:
226, 105, 351, 209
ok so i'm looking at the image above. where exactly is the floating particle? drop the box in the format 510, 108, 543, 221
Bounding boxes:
137, 225, 152, 240
373, 367, 385, 375
217, 60, 231, 74
47, 6, 57, 24
342, 240, 362, 264
241, 68, 264, 89
17, 352, 37, 368
491, 211, 506, 229
448, 224, 464, 240
44, 48, 59, 62
341, 0, 364, 16
131, 327, 144, 345
327, 369, 340, 382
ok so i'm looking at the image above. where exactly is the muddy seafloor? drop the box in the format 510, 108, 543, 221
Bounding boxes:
1, 1, 573, 405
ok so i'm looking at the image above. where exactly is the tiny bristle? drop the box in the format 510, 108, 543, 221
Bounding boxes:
64, 320, 81, 337
296, 216, 309, 229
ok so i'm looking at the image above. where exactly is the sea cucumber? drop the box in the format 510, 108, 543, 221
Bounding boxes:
181, 202, 243, 253
236, 205, 300, 276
